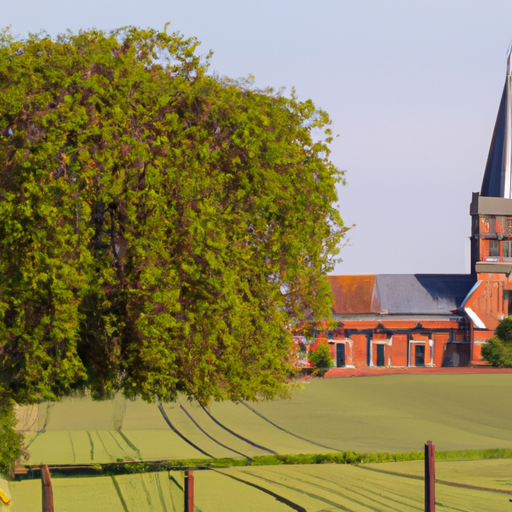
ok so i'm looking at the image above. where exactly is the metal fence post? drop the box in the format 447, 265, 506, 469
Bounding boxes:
425, 440, 435, 512
184, 470, 194, 512
41, 464, 54, 512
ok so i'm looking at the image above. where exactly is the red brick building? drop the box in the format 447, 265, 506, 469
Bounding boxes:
311, 52, 512, 369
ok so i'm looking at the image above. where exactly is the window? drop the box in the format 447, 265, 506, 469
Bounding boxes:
498, 217, 512, 234
482, 216, 496, 234
504, 241, 512, 260
488, 240, 500, 261
496, 217, 512, 234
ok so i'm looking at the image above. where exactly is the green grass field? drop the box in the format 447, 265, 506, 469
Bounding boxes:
8, 460, 512, 511
22, 373, 512, 465
243, 373, 512, 452
12, 373, 512, 511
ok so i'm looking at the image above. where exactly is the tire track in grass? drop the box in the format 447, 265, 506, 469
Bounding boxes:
356, 464, 512, 498
167, 474, 183, 512
243, 471, 357, 511
356, 473, 439, 511
139, 474, 152, 508
86, 431, 94, 461
274, 467, 421, 512
96, 431, 114, 461
24, 431, 43, 450
24, 403, 52, 449
354, 467, 472, 512
118, 430, 141, 459
155, 472, 169, 512
212, 470, 307, 512
180, 404, 252, 461
248, 469, 385, 512
157, 402, 214, 458
111, 475, 130, 512
68, 432, 76, 463
199, 403, 276, 454
301, 467, 423, 511
108, 431, 133, 460
166, 474, 203, 512
435, 478, 512, 495
241, 401, 343, 452
366, 478, 446, 512
349, 483, 421, 512
317, 469, 423, 511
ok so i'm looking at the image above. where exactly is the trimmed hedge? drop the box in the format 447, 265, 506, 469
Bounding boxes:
19, 448, 512, 479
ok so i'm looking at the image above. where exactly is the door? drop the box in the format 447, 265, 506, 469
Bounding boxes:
415, 345, 425, 366
336, 343, 346, 367
376, 344, 385, 367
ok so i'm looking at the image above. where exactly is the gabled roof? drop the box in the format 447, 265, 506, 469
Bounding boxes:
327, 274, 475, 316
376, 274, 475, 314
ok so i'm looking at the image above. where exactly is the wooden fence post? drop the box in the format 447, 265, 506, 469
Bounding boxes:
425, 440, 435, 512
184, 470, 194, 512
41, 465, 54, 512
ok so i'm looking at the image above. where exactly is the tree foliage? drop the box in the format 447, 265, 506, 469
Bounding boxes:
0, 399, 23, 476
308, 342, 334, 375
482, 317, 512, 367
0, 26, 346, 411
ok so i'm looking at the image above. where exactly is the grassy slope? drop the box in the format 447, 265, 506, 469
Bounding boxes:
23, 374, 512, 465
231, 374, 512, 452
226, 464, 509, 512
10, 462, 512, 512
14, 372, 512, 511
371, 458, 512, 491
10, 473, 180, 512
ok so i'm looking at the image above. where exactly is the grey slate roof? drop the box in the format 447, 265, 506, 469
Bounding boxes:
374, 274, 475, 315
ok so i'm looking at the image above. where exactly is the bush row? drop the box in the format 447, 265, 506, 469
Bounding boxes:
21, 447, 512, 480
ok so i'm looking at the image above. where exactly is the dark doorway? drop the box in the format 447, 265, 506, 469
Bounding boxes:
336, 344, 346, 367
376, 344, 385, 367
442, 343, 470, 367
415, 345, 425, 366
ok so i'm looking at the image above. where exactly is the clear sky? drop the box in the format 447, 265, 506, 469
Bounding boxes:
3, 0, 512, 275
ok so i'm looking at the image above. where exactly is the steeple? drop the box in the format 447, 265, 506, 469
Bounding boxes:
481, 50, 512, 197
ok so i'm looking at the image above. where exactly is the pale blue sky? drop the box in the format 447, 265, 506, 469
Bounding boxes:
3, 0, 512, 274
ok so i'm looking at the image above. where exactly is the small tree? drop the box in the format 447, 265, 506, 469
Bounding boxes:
308, 342, 333, 376
482, 317, 512, 367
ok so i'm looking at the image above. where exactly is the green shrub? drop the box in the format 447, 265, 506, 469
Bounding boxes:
482, 316, 512, 367
308, 343, 333, 376
482, 336, 512, 367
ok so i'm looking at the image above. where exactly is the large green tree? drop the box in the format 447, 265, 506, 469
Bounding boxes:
0, 25, 346, 469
